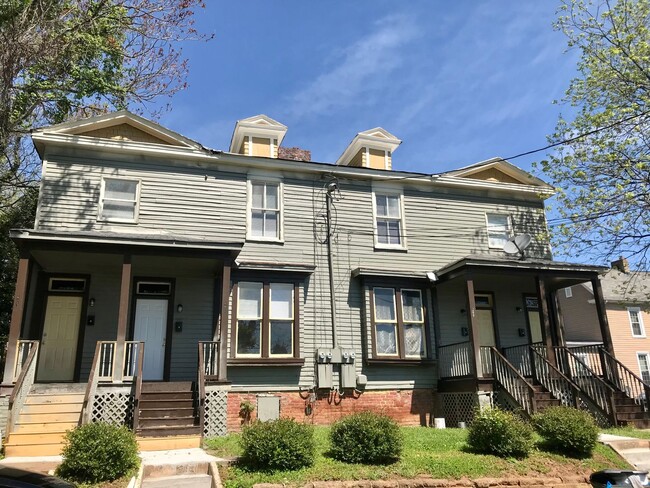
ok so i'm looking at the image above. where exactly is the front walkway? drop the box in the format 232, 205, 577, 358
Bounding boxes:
599, 433, 650, 472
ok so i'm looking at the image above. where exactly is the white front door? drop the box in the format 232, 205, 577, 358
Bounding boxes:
133, 299, 168, 380
38, 295, 83, 381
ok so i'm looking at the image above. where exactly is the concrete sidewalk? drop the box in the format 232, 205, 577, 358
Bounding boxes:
599, 433, 650, 472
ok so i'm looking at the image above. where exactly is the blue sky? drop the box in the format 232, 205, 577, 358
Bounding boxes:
160, 1, 579, 175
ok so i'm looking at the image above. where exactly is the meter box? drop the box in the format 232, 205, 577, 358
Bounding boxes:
340, 349, 356, 389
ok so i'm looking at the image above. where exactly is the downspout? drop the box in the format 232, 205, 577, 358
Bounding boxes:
326, 182, 338, 348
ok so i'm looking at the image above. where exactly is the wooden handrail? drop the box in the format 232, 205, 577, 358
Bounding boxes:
132, 342, 145, 431
490, 346, 537, 415
197, 342, 206, 436
81, 341, 103, 425
599, 347, 650, 414
6, 341, 39, 437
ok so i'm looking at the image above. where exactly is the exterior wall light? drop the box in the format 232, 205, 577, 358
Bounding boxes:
177, 304, 183, 313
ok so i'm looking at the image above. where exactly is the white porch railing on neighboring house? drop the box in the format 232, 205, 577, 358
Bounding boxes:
438, 341, 473, 378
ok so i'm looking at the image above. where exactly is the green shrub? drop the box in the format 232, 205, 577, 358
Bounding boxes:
240, 418, 315, 471
467, 408, 533, 458
533, 406, 598, 457
329, 411, 402, 464
56, 422, 139, 483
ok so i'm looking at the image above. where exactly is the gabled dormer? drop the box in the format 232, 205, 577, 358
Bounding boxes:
336, 128, 401, 170
444, 157, 552, 188
229, 115, 288, 158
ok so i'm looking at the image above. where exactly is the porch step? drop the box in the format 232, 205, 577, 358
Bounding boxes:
140, 407, 195, 418
136, 381, 199, 438
25, 393, 84, 404
140, 399, 195, 409
137, 435, 202, 451
13, 421, 78, 433
141, 381, 193, 393
139, 416, 196, 427
138, 425, 202, 438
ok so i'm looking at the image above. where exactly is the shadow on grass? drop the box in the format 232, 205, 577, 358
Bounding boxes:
535, 440, 593, 460
322, 448, 400, 466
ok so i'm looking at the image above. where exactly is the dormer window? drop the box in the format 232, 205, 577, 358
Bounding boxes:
230, 115, 287, 159
336, 128, 401, 169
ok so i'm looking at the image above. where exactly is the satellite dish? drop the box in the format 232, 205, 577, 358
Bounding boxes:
503, 234, 532, 259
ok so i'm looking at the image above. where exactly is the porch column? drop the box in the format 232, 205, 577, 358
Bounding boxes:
465, 278, 481, 378
2, 251, 31, 386
591, 277, 614, 355
550, 290, 566, 346
535, 276, 556, 366
217, 260, 231, 382
114, 254, 132, 382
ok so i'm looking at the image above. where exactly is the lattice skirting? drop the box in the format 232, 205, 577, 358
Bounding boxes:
438, 392, 481, 425
204, 386, 228, 437
91, 386, 133, 427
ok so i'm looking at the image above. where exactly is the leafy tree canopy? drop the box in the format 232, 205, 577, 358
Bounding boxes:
0, 0, 208, 209
541, 0, 650, 269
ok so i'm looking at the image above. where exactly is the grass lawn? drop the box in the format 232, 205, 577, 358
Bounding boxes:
602, 427, 650, 440
204, 427, 630, 488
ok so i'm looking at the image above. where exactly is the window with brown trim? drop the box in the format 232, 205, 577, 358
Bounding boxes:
370, 286, 428, 360
231, 280, 301, 361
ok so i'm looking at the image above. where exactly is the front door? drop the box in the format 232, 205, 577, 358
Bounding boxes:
525, 296, 543, 344
475, 294, 496, 374
38, 295, 83, 381
133, 299, 168, 380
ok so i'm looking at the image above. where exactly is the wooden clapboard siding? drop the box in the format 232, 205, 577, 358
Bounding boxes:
559, 284, 601, 343
607, 305, 650, 380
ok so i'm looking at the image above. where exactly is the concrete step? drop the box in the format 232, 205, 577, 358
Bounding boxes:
142, 474, 211, 488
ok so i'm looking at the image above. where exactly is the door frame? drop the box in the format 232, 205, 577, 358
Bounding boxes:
36, 273, 90, 382
128, 277, 175, 381
522, 293, 544, 345
475, 291, 500, 349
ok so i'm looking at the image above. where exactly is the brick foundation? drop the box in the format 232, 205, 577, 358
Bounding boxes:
227, 389, 434, 432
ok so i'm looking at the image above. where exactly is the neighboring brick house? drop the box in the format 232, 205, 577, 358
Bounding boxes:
560, 258, 650, 383
1, 111, 646, 456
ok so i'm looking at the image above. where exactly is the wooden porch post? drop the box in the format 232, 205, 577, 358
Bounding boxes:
465, 278, 481, 378
536, 276, 556, 366
550, 290, 566, 346
592, 277, 615, 355
114, 254, 132, 382
2, 251, 31, 386
217, 260, 231, 382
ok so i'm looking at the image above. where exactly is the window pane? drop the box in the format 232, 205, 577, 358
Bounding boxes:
377, 220, 389, 244
270, 320, 293, 355
630, 310, 643, 335
639, 354, 650, 382
105, 180, 137, 201
402, 290, 423, 322
405, 324, 425, 356
376, 323, 397, 355
252, 183, 264, 208
103, 201, 135, 220
251, 211, 264, 236
270, 283, 293, 319
264, 211, 278, 237
487, 214, 509, 247
266, 184, 278, 209
387, 220, 401, 245
374, 288, 396, 321
386, 195, 401, 218
375, 194, 387, 216
238, 283, 262, 318
237, 320, 261, 355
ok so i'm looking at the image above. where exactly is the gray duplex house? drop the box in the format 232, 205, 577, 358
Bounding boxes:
2, 111, 647, 457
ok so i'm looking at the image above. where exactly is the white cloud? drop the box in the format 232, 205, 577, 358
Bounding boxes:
285, 14, 420, 119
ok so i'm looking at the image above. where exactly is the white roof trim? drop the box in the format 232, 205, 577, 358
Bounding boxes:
446, 157, 551, 188
336, 127, 402, 166
32, 110, 201, 149
229, 114, 288, 153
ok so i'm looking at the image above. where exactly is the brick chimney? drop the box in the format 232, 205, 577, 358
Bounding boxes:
278, 146, 311, 162
611, 256, 630, 273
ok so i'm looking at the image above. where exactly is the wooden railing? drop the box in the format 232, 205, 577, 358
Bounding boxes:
480, 346, 493, 376
490, 347, 536, 416
599, 347, 650, 412
438, 341, 473, 378
555, 347, 617, 424
530, 346, 586, 410
200, 341, 220, 380
6, 341, 39, 436
502, 342, 545, 377
197, 342, 207, 433
567, 344, 605, 376
13, 340, 37, 382
131, 342, 145, 431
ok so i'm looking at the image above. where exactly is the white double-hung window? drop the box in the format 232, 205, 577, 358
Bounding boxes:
628, 307, 646, 337
637, 353, 650, 383
98, 178, 140, 222
249, 181, 281, 240
486, 213, 512, 249
374, 193, 405, 248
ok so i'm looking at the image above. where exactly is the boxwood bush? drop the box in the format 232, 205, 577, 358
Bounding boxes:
240, 418, 315, 471
329, 411, 402, 464
56, 422, 139, 483
467, 407, 534, 458
533, 406, 599, 457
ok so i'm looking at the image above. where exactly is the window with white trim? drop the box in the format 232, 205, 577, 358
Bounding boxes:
628, 307, 645, 337
248, 181, 281, 240
371, 287, 427, 359
99, 178, 139, 222
486, 213, 512, 249
637, 352, 650, 383
235, 281, 296, 358
374, 193, 405, 248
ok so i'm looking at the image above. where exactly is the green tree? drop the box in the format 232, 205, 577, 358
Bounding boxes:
0, 187, 37, 340
0, 0, 208, 210
541, 0, 650, 269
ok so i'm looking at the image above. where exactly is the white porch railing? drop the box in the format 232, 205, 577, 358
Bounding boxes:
438, 341, 473, 378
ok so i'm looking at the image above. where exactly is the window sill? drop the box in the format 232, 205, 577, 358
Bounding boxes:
97, 218, 138, 224
374, 245, 408, 252
245, 237, 285, 245
228, 358, 304, 366
366, 358, 434, 366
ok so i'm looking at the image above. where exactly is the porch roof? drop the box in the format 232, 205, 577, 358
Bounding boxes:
434, 254, 608, 288
10, 228, 243, 256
